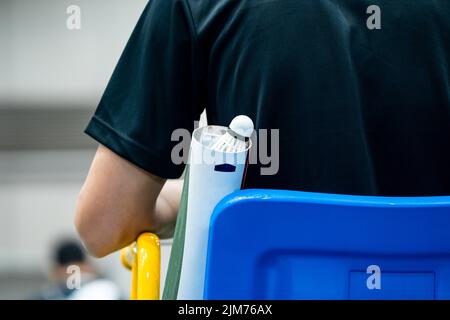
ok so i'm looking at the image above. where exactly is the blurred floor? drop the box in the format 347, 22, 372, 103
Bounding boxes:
0, 273, 46, 300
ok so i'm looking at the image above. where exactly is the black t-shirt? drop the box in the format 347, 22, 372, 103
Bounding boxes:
86, 0, 450, 196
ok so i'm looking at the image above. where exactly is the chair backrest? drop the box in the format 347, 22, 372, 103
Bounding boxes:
204, 189, 450, 300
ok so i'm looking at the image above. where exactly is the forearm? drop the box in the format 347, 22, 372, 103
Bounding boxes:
75, 146, 182, 257
154, 179, 183, 239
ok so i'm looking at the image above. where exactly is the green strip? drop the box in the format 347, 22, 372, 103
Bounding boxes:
162, 165, 190, 300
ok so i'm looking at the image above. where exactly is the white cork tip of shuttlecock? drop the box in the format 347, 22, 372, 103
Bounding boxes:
229, 115, 254, 138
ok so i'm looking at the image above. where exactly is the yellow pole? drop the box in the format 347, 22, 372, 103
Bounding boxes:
136, 233, 160, 300
120, 233, 161, 300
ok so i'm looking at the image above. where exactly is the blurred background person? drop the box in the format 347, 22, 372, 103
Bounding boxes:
33, 239, 122, 300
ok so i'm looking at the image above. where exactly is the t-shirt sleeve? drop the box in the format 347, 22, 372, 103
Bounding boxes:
85, 0, 204, 179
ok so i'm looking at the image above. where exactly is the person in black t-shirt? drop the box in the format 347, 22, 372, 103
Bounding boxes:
76, 0, 450, 257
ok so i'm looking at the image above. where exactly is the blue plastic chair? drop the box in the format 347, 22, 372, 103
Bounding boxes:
204, 189, 450, 300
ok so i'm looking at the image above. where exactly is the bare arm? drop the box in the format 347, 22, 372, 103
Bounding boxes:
75, 145, 182, 257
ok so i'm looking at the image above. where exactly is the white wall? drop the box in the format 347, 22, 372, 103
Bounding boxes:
0, 0, 148, 108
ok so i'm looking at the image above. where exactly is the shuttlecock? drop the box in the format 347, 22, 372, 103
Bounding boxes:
210, 115, 254, 153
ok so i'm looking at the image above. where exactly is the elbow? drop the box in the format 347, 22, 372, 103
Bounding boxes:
75, 191, 118, 258
75, 218, 108, 258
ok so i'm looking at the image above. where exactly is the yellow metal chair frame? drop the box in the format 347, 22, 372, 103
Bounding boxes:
120, 233, 160, 300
